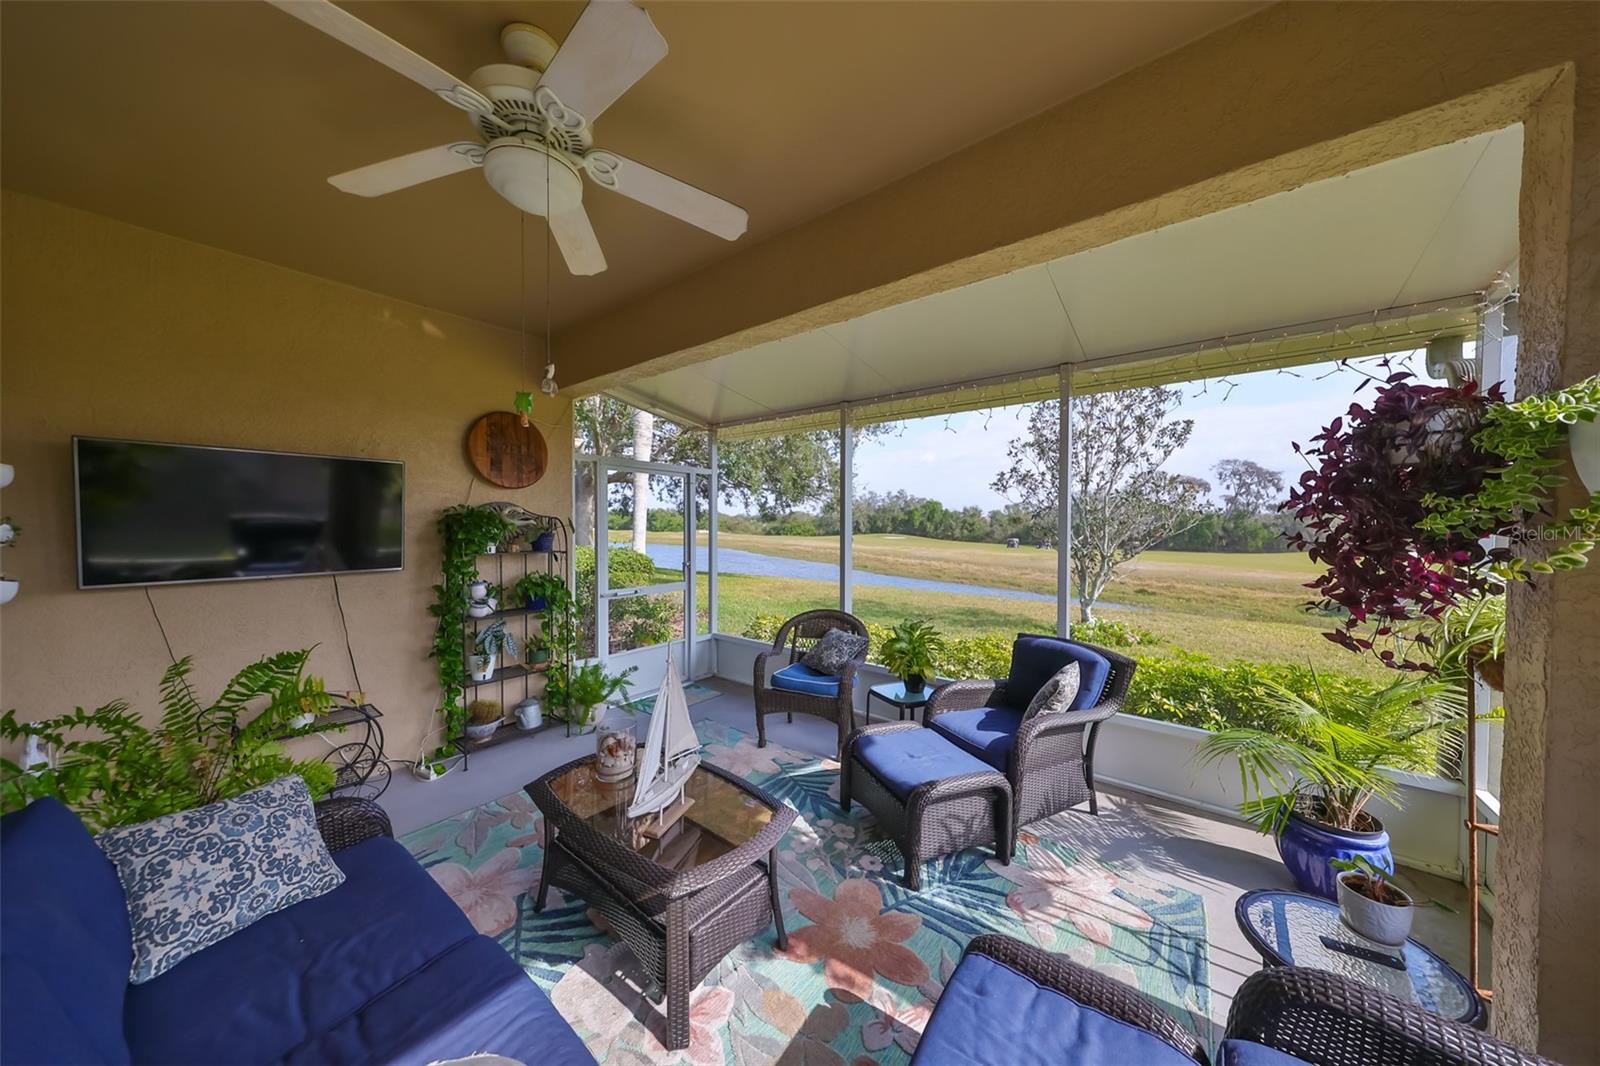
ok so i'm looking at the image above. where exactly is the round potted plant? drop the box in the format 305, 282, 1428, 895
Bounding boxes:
467, 620, 519, 682
464, 699, 503, 742
1195, 669, 1466, 899
1330, 856, 1425, 945
879, 619, 943, 694
559, 661, 636, 734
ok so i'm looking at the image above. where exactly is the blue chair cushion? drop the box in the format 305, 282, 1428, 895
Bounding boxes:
910, 951, 1197, 1066
0, 798, 134, 1065
1217, 1038, 1313, 1066
772, 661, 852, 698
1003, 634, 1112, 713
125, 834, 593, 1064
928, 706, 1022, 773
853, 728, 998, 801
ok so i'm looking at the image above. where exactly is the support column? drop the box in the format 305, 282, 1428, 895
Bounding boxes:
708, 429, 720, 639
593, 460, 609, 662
1057, 365, 1073, 637
840, 407, 854, 614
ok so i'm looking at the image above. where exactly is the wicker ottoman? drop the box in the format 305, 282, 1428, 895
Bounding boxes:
840, 721, 1014, 890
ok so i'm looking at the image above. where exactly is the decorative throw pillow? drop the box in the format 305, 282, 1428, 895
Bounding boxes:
1022, 661, 1081, 722
96, 775, 345, 984
801, 627, 869, 676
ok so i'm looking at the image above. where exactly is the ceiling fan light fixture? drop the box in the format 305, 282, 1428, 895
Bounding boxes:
482, 141, 583, 218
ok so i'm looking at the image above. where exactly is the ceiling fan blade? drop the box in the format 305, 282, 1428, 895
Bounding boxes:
267, 0, 501, 121
538, 0, 667, 123
329, 143, 484, 197
583, 151, 747, 240
549, 205, 607, 276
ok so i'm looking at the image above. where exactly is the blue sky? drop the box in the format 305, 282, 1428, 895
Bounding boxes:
853, 351, 1423, 511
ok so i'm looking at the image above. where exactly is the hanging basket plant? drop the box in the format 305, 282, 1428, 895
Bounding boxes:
1285, 371, 1600, 669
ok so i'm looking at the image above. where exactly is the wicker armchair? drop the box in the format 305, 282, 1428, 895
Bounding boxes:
1225, 966, 1553, 1066
753, 609, 869, 756
924, 635, 1134, 845
314, 796, 393, 851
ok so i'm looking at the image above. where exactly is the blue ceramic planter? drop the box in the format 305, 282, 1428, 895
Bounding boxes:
525, 596, 548, 611
1276, 809, 1392, 900
533, 530, 556, 553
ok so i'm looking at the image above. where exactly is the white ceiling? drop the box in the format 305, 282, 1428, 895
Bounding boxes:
610, 125, 1522, 430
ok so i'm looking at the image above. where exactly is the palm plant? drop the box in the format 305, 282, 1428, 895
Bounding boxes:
1195, 667, 1467, 834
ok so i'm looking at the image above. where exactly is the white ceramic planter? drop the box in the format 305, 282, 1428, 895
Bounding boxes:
468, 651, 498, 681
0, 523, 13, 545
0, 464, 12, 489
467, 596, 497, 619
0, 579, 17, 606
1571, 415, 1600, 494
464, 719, 502, 742
1336, 871, 1414, 945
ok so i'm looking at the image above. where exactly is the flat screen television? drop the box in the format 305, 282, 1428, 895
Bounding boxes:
74, 437, 404, 589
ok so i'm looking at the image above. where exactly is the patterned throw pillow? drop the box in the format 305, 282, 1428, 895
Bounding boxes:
800, 627, 869, 676
96, 775, 345, 983
1022, 661, 1081, 722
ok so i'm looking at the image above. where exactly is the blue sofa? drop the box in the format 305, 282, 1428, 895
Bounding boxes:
911, 935, 1549, 1066
0, 796, 595, 1066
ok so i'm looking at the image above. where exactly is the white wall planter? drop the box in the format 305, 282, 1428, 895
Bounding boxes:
0, 579, 17, 606
0, 464, 12, 489
1570, 415, 1600, 494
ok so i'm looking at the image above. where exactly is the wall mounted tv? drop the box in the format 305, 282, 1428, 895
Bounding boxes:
74, 437, 404, 589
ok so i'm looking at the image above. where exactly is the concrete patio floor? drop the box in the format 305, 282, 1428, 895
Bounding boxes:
379, 676, 1489, 1031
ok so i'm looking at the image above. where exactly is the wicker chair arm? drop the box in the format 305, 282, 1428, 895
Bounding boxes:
963, 934, 1207, 1063
1225, 967, 1544, 1066
314, 796, 393, 852
925, 679, 1005, 722
753, 647, 780, 689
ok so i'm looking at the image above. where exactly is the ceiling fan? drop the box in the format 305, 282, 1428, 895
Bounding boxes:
268, 0, 747, 276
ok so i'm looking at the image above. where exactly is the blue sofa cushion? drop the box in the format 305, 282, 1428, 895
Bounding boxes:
910, 952, 1197, 1066
1003, 635, 1111, 713
0, 798, 134, 1065
772, 661, 851, 698
125, 835, 486, 1064
285, 935, 595, 1065
854, 728, 998, 801
928, 706, 1022, 773
1217, 1038, 1312, 1066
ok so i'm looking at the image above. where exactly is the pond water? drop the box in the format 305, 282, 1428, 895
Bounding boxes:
615, 540, 1129, 610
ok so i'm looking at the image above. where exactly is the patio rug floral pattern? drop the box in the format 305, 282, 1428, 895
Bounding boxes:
402, 720, 1211, 1065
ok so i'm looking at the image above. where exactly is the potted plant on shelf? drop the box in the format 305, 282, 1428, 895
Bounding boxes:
431, 504, 524, 745
466, 580, 499, 619
558, 661, 637, 733
464, 699, 504, 742
514, 571, 570, 613
879, 619, 943, 694
468, 620, 519, 682
1194, 667, 1466, 899
1329, 855, 1450, 946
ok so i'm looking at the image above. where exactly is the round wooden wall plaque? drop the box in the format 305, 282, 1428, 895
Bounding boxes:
466, 411, 548, 488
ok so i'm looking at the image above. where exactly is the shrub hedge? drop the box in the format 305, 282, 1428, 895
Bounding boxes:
740, 613, 1377, 735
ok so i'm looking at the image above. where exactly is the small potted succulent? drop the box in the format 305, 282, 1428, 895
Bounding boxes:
468, 620, 519, 682
879, 619, 943, 694
1331, 855, 1450, 946
464, 699, 504, 742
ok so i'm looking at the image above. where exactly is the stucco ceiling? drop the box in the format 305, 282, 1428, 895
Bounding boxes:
0, 0, 1263, 333
611, 125, 1523, 430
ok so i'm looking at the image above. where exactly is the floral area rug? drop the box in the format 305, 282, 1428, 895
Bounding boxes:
402, 720, 1211, 1065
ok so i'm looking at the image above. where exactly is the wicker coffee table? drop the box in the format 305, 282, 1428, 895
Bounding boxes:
527, 756, 796, 1051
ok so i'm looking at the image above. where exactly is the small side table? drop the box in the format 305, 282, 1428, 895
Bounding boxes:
1235, 889, 1486, 1028
867, 680, 938, 723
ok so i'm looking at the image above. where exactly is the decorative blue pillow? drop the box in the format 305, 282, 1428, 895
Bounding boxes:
800, 627, 868, 676
95, 776, 344, 983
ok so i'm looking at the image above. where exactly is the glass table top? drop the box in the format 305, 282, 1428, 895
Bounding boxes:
1237, 891, 1478, 1022
869, 681, 937, 704
543, 760, 776, 872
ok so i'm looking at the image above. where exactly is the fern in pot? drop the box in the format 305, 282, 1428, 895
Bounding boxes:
879, 619, 944, 694
1195, 668, 1466, 899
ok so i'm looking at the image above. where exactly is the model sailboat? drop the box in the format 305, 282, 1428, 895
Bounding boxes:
627, 656, 701, 824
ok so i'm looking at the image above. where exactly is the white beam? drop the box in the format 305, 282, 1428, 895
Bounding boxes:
840, 407, 854, 614
1057, 364, 1073, 637
708, 429, 721, 641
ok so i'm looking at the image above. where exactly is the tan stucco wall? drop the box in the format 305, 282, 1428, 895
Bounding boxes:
0, 191, 571, 766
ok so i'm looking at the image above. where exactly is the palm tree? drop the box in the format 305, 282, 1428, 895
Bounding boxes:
1195, 667, 1467, 833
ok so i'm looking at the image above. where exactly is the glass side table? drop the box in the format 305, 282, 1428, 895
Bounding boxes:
867, 680, 939, 723
1235, 889, 1485, 1028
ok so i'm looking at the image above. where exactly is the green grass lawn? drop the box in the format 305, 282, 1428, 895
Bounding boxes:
641, 531, 1380, 678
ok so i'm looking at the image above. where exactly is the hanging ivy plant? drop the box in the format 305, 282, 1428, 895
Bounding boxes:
1283, 374, 1510, 668
1420, 374, 1600, 578
429, 505, 519, 750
